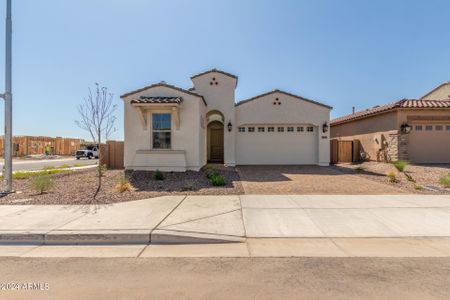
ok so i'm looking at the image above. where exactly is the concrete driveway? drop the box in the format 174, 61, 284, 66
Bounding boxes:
241, 194, 450, 237
237, 165, 405, 194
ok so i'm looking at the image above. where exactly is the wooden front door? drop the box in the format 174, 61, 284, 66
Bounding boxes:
208, 123, 224, 163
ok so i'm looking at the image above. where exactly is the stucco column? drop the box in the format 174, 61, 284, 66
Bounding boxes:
224, 114, 236, 166
318, 124, 330, 166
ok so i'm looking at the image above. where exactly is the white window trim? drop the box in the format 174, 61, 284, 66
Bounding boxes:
151, 112, 172, 149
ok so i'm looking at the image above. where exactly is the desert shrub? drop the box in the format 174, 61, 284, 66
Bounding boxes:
414, 184, 424, 190
97, 164, 107, 177
439, 174, 450, 188
211, 174, 226, 186
393, 160, 409, 172
154, 169, 164, 180
30, 175, 55, 194
404, 172, 416, 183
115, 177, 134, 193
387, 171, 398, 183
204, 167, 220, 179
73, 163, 83, 167
59, 164, 71, 169
182, 179, 195, 191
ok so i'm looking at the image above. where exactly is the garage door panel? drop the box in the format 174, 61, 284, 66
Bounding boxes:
236, 130, 318, 165
409, 126, 450, 163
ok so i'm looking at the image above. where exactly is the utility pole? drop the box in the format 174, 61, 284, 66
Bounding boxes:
1, 0, 12, 192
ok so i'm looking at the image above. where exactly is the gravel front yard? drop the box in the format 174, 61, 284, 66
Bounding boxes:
0, 166, 243, 205
336, 162, 450, 194
237, 165, 406, 194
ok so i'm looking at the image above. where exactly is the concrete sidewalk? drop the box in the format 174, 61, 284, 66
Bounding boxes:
0, 194, 450, 245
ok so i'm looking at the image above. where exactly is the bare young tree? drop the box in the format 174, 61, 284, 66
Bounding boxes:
76, 83, 117, 199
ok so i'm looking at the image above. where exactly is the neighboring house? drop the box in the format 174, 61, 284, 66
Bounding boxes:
121, 69, 331, 171
330, 83, 450, 163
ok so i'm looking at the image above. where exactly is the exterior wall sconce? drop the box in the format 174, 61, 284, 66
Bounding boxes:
227, 121, 233, 132
322, 122, 329, 133
400, 123, 412, 134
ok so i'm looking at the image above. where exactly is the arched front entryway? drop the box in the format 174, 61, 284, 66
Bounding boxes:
207, 121, 224, 163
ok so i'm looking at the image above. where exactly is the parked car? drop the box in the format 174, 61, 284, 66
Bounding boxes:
76, 145, 99, 160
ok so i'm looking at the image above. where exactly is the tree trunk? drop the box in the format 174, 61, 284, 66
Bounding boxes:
93, 131, 102, 199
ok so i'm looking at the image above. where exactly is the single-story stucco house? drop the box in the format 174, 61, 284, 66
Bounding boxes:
330, 82, 450, 163
121, 69, 332, 171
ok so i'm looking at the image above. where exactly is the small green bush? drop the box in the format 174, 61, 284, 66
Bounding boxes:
30, 175, 55, 194
115, 177, 134, 193
204, 167, 220, 179
58, 164, 71, 169
387, 171, 398, 183
73, 163, 83, 167
154, 169, 164, 180
393, 160, 409, 172
211, 174, 226, 186
439, 174, 450, 188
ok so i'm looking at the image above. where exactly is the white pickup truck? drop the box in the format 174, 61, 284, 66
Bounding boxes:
75, 145, 99, 160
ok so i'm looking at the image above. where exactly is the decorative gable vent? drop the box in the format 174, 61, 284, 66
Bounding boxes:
273, 97, 281, 106
209, 77, 219, 86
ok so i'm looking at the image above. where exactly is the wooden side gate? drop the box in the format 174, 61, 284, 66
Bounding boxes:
100, 140, 124, 169
330, 139, 360, 163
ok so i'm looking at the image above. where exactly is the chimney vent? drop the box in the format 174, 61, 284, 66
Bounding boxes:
352, 106, 355, 114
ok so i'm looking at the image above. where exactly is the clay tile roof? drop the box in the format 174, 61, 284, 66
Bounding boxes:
331, 99, 450, 125
400, 99, 450, 108
120, 81, 206, 105
131, 96, 183, 104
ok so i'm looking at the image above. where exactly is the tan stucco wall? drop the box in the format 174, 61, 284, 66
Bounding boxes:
421, 83, 450, 100
123, 86, 204, 171
192, 72, 237, 166
236, 92, 330, 165
331, 111, 398, 137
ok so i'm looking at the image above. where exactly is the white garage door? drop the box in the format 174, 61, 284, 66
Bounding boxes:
236, 125, 318, 165
409, 124, 450, 163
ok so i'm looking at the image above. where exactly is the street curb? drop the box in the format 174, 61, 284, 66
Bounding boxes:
151, 229, 246, 244
0, 230, 245, 245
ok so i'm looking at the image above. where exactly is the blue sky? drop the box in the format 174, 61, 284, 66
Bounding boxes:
0, 0, 449, 140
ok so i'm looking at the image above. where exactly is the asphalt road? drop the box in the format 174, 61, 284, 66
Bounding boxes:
0, 157, 97, 172
0, 257, 449, 299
